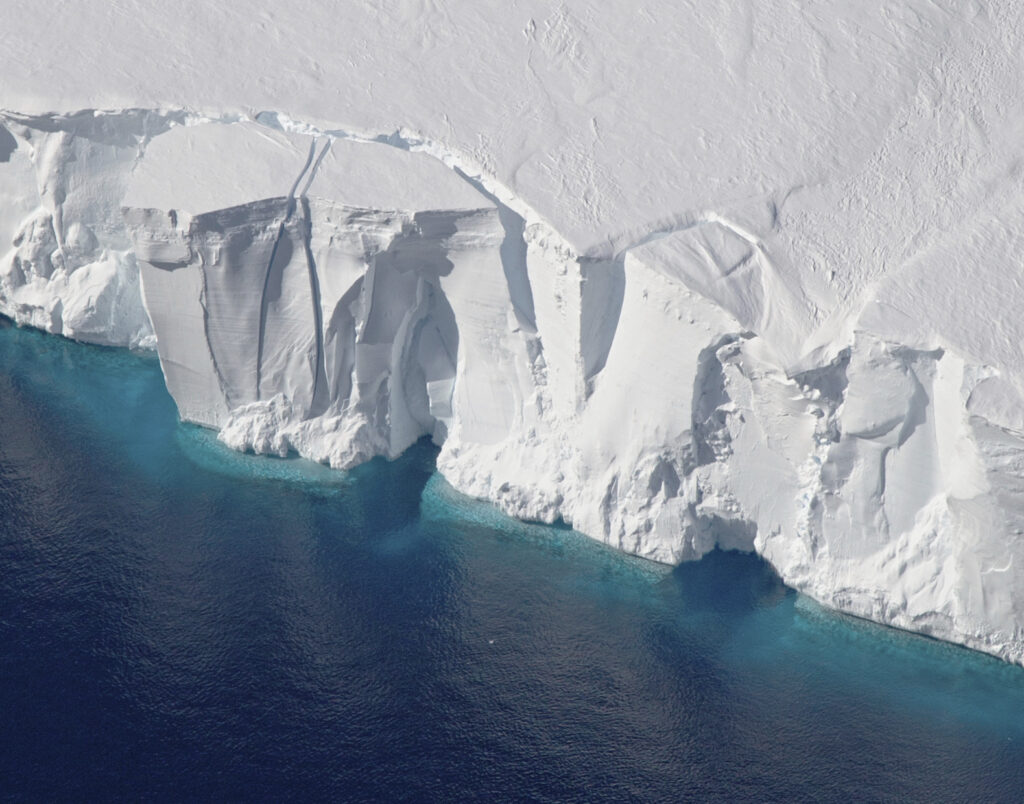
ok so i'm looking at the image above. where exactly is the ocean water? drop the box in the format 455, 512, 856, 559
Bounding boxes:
1, 320, 1023, 803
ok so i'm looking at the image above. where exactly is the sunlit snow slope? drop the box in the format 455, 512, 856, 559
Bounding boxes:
2, 0, 1023, 663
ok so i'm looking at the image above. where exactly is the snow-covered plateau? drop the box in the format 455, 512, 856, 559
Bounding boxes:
3, 0, 1024, 664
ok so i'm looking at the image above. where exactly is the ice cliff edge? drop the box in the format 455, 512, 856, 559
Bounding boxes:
1, 107, 1022, 666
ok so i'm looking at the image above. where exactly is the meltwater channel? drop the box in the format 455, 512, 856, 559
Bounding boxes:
1, 318, 1023, 802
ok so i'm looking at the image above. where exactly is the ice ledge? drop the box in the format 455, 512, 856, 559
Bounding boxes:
1, 107, 1022, 667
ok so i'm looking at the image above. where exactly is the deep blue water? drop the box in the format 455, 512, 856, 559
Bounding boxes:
1, 320, 1023, 802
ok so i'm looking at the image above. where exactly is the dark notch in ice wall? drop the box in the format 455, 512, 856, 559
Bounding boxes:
0, 125, 17, 163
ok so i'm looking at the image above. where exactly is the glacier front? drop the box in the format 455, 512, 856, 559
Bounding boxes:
3, 0, 1024, 664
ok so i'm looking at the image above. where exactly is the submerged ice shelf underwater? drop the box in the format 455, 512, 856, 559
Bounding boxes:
1, 103, 1023, 668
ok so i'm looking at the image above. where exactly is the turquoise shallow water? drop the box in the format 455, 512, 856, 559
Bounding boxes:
1, 318, 1023, 802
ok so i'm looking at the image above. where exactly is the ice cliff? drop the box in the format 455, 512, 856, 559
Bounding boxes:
3, 0, 1024, 665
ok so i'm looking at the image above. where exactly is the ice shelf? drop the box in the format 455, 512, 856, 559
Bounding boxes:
3, 0, 1024, 664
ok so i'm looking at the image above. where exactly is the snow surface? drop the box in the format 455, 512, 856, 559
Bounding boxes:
2, 0, 1024, 663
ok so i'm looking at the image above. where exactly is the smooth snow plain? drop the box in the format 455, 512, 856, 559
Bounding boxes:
1, 0, 1023, 663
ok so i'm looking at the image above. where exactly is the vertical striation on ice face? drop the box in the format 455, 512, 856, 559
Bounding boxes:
1, 109, 1022, 666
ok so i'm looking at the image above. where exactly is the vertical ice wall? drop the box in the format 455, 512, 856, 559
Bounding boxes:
123, 122, 539, 470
